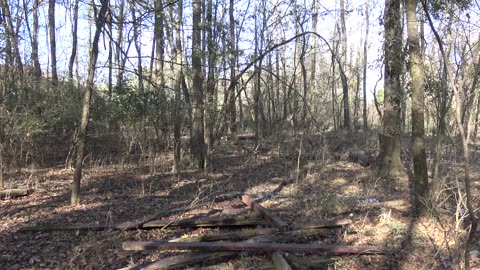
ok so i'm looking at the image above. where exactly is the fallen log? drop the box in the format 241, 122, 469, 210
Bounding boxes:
114, 204, 206, 231
117, 251, 235, 270
170, 228, 276, 243
242, 195, 288, 229
169, 218, 350, 243
18, 214, 262, 233
0, 188, 34, 199
272, 252, 292, 270
142, 214, 262, 228
122, 241, 390, 255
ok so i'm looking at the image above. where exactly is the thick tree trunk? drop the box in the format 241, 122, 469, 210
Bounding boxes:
406, 0, 429, 214
374, 0, 406, 178
71, 0, 108, 205
191, 0, 206, 168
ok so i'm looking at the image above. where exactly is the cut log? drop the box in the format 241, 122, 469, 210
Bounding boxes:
272, 252, 292, 270
0, 188, 34, 199
242, 195, 288, 229
142, 214, 262, 229
114, 204, 205, 231
170, 228, 276, 242
18, 214, 262, 233
117, 252, 235, 270
122, 241, 390, 255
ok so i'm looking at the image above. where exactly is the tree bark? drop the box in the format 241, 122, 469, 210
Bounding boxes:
340, 0, 350, 130
406, 0, 429, 214
228, 0, 237, 139
172, 0, 183, 174
48, 0, 58, 82
71, 0, 109, 205
31, 0, 42, 77
191, 0, 206, 168
68, 0, 79, 81
362, 0, 369, 130
374, 0, 406, 178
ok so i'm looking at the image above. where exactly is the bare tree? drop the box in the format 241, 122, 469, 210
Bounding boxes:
191, 0, 206, 168
71, 0, 109, 205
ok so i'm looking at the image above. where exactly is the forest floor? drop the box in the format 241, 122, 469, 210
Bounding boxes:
1, 132, 479, 269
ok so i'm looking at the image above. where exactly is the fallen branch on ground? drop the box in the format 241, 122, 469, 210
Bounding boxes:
117, 251, 235, 270
18, 214, 262, 233
0, 188, 34, 199
122, 241, 390, 254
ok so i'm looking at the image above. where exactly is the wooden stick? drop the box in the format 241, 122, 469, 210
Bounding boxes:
117, 252, 235, 270
272, 252, 292, 270
122, 241, 390, 254
242, 195, 288, 229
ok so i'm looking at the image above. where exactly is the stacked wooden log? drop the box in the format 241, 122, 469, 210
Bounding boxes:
18, 194, 389, 269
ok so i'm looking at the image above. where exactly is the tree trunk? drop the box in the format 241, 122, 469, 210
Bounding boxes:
374, 0, 406, 178
115, 0, 126, 91
32, 0, 42, 77
68, 0, 79, 81
406, 0, 429, 214
340, 0, 350, 130
48, 0, 58, 82
0, 0, 23, 71
204, 0, 216, 170
228, 0, 237, 139
191, 0, 206, 168
71, 0, 109, 205
362, 0, 369, 130
172, 0, 183, 174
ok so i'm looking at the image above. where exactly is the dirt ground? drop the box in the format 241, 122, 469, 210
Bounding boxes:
1, 133, 479, 269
